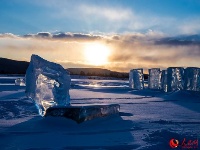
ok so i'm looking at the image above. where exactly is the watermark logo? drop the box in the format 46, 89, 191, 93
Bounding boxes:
169, 139, 179, 148
181, 138, 198, 149
169, 138, 198, 149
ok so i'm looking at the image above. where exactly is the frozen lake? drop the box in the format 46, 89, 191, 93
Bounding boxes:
0, 75, 200, 150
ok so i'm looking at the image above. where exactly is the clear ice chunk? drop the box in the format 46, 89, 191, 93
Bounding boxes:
25, 54, 71, 116
160, 70, 168, 92
148, 68, 161, 90
15, 78, 26, 86
45, 104, 120, 123
167, 67, 184, 92
184, 67, 200, 91
129, 69, 144, 90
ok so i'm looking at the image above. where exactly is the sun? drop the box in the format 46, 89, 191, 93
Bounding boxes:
84, 43, 110, 66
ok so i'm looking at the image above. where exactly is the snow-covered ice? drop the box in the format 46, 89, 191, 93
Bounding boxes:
184, 67, 200, 91
167, 67, 184, 92
129, 69, 144, 90
0, 75, 200, 150
25, 55, 71, 116
148, 68, 161, 90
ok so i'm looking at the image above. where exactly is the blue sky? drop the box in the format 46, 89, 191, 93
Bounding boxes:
1, 0, 200, 35
0, 0, 200, 72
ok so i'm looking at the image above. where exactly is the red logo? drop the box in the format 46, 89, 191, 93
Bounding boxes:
169, 139, 179, 148
181, 138, 198, 149
169, 138, 198, 149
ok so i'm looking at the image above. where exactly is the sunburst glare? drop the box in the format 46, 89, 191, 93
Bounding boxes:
84, 43, 110, 66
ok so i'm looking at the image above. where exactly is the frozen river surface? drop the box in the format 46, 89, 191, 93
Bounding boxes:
0, 76, 200, 150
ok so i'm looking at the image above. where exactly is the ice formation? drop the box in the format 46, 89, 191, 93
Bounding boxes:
160, 70, 168, 92
184, 67, 200, 91
148, 68, 161, 90
45, 104, 120, 123
25, 55, 71, 116
129, 69, 144, 90
15, 78, 26, 86
167, 67, 184, 92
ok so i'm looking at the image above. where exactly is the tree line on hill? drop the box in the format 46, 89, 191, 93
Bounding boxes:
0, 57, 148, 79
78, 70, 129, 78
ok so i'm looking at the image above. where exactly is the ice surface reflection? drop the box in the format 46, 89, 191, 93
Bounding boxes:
71, 79, 129, 88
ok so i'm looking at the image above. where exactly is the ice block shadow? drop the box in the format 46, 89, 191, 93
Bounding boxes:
0, 114, 138, 149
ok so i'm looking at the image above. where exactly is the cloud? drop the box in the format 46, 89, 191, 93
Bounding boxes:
155, 39, 200, 46
3, 0, 200, 35
154, 34, 200, 46
0, 33, 19, 38
106, 33, 200, 70
52, 32, 102, 41
178, 18, 200, 35
23, 0, 200, 35
31, 1, 168, 33
23, 32, 52, 38
22, 32, 103, 41
1, 32, 200, 72
79, 5, 134, 22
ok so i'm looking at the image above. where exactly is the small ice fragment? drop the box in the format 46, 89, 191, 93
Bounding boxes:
148, 68, 161, 90
15, 78, 26, 86
167, 67, 184, 92
129, 69, 144, 90
25, 54, 71, 116
184, 67, 200, 91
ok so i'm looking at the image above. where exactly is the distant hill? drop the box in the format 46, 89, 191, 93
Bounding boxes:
67, 68, 129, 78
0, 57, 148, 79
0, 58, 128, 77
0, 58, 128, 78
0, 58, 29, 74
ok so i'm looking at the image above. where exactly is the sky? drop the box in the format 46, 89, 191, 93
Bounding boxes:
0, 0, 200, 72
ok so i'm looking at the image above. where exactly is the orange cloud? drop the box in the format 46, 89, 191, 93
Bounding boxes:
0, 32, 200, 72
